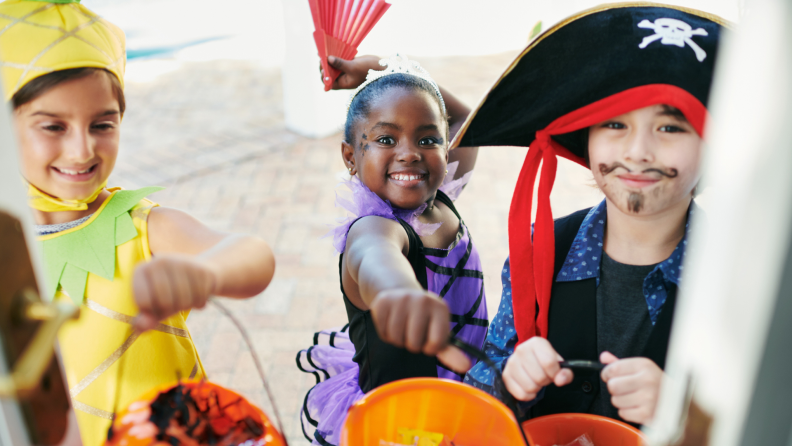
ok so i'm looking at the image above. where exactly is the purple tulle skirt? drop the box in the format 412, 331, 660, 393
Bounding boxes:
297, 326, 363, 446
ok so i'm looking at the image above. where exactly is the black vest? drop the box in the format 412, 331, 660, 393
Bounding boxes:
527, 208, 678, 420
341, 191, 461, 393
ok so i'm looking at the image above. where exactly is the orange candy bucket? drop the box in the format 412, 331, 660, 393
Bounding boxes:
340, 378, 526, 446
522, 413, 647, 446
105, 380, 287, 446
340, 377, 648, 446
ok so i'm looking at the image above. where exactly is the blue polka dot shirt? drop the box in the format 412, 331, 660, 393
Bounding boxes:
464, 199, 692, 398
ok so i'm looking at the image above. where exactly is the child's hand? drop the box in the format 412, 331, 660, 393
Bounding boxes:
132, 255, 217, 332
325, 55, 383, 90
370, 288, 449, 354
600, 351, 663, 425
503, 337, 573, 401
369, 288, 470, 373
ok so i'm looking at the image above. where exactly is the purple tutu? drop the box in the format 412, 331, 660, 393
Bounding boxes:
297, 326, 363, 445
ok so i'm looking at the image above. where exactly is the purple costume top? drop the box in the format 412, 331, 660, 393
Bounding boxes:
296, 164, 486, 446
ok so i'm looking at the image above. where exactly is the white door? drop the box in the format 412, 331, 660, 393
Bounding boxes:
649, 1, 792, 445
0, 83, 78, 445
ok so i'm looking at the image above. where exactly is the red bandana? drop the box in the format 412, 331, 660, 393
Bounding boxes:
510, 84, 708, 343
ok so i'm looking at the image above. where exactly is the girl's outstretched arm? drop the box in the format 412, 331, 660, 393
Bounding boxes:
327, 55, 479, 182
344, 216, 469, 371
344, 215, 432, 310
132, 207, 275, 331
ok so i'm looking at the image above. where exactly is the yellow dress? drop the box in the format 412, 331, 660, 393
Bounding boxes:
39, 188, 205, 446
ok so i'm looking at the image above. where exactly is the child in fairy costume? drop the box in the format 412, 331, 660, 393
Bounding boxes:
296, 55, 486, 445
0, 1, 275, 445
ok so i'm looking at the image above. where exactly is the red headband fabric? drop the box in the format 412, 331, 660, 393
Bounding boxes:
509, 84, 707, 343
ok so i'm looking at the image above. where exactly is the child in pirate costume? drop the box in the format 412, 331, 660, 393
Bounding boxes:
455, 4, 728, 427
0, 1, 276, 445
296, 55, 486, 445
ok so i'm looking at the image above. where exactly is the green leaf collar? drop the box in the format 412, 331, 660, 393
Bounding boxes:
39, 187, 163, 306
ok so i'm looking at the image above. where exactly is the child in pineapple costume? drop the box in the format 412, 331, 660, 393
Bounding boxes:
0, 1, 276, 445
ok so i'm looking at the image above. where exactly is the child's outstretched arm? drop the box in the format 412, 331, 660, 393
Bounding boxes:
327, 55, 478, 183
345, 216, 470, 372
132, 207, 275, 331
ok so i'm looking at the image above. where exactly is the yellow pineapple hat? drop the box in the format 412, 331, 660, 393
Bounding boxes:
0, 0, 125, 101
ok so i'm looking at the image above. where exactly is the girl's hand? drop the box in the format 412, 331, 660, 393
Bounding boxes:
369, 288, 471, 373
131, 255, 217, 332
326, 55, 383, 90
370, 288, 449, 354
503, 337, 573, 401
600, 351, 663, 425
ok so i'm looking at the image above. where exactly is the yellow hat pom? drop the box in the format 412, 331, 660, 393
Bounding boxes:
0, 0, 125, 101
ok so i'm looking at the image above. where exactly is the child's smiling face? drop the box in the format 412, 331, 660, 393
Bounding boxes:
343, 87, 448, 210
14, 71, 121, 201
588, 104, 702, 215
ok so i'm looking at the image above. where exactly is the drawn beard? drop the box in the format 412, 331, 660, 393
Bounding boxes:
598, 162, 679, 214
628, 192, 644, 213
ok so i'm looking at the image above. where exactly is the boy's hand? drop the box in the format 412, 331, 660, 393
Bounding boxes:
325, 55, 384, 90
600, 351, 663, 425
369, 288, 470, 373
132, 255, 217, 332
503, 337, 573, 401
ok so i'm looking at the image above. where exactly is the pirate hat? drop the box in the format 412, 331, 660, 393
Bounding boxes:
450, 3, 729, 344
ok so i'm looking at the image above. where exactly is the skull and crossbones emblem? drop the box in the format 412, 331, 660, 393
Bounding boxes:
637, 18, 709, 62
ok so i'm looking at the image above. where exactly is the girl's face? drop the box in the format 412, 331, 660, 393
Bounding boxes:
588, 104, 702, 216
343, 88, 448, 210
14, 71, 121, 201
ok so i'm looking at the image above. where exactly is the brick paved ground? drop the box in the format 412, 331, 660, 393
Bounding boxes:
109, 54, 602, 443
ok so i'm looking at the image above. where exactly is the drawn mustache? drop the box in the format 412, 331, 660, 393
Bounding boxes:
598, 162, 678, 178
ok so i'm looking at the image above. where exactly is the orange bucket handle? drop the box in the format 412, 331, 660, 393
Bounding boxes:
210, 298, 287, 440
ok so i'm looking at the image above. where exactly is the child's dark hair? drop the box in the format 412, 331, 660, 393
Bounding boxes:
12, 68, 125, 114
344, 73, 448, 147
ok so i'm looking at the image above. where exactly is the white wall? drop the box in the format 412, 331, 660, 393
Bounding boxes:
88, 0, 740, 63
358, 0, 740, 57
280, 0, 350, 138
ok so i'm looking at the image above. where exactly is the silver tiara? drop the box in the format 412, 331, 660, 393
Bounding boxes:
346, 54, 446, 114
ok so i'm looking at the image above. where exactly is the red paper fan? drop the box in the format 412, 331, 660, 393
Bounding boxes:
309, 0, 392, 91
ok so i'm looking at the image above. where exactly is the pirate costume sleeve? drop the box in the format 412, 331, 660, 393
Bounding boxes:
0, 2, 204, 445
457, 2, 727, 424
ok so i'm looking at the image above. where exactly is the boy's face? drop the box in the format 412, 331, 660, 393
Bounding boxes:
588, 104, 702, 216
14, 71, 120, 201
